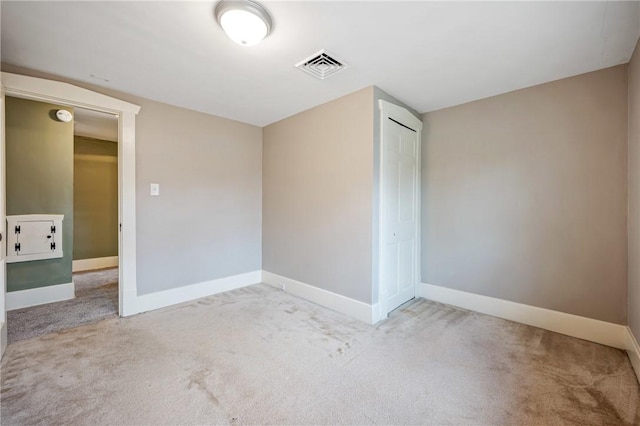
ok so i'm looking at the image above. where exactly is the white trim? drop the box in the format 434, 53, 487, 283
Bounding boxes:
626, 327, 640, 383
419, 283, 629, 350
136, 270, 262, 313
1, 71, 140, 319
6, 214, 63, 222
371, 303, 382, 325
378, 100, 423, 131
376, 99, 422, 321
262, 271, 376, 324
0, 89, 5, 359
7, 281, 75, 311
118, 111, 137, 316
0, 73, 140, 114
73, 256, 119, 272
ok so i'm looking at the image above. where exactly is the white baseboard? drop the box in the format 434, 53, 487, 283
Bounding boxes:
262, 271, 375, 324
73, 256, 118, 272
626, 327, 640, 383
419, 283, 629, 350
136, 270, 262, 313
371, 302, 381, 325
7, 281, 75, 311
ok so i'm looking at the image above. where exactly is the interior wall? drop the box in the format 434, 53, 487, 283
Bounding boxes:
629, 39, 640, 338
1, 64, 263, 296
73, 136, 118, 261
5, 97, 73, 292
134, 99, 262, 294
421, 65, 628, 324
263, 87, 374, 303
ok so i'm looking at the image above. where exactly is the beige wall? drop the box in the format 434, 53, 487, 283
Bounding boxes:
134, 98, 262, 294
263, 87, 374, 303
629, 40, 640, 337
4, 63, 633, 325
73, 136, 118, 260
422, 65, 628, 324
1, 64, 263, 295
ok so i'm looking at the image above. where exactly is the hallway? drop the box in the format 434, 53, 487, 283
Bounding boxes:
7, 268, 118, 343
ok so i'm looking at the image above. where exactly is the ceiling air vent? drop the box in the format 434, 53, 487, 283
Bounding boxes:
295, 49, 348, 80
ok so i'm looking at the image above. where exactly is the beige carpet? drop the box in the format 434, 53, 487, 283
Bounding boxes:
1, 283, 638, 425
6, 268, 118, 343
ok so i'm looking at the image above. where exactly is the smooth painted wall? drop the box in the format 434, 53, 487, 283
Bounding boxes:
6, 97, 74, 292
73, 136, 118, 260
422, 65, 628, 324
629, 40, 640, 338
133, 99, 262, 294
2, 64, 263, 296
263, 87, 374, 303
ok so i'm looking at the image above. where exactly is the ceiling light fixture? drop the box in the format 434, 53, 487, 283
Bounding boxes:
214, 0, 273, 46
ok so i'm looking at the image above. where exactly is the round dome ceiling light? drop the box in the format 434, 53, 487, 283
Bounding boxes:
215, 0, 273, 46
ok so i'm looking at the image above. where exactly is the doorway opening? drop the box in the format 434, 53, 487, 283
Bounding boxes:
5, 103, 120, 343
0, 72, 140, 357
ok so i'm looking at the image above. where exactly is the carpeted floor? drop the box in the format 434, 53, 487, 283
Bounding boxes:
1, 283, 638, 425
6, 268, 118, 343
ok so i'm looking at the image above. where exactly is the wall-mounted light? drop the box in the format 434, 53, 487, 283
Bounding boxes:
215, 0, 273, 46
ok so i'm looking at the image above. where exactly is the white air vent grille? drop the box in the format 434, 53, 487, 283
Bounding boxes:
295, 49, 348, 80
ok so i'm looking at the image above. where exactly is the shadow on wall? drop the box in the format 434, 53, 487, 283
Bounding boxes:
73, 136, 118, 262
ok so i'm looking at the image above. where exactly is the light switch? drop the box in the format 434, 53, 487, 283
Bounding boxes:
150, 183, 160, 196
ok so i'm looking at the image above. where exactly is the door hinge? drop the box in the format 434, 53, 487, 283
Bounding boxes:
15, 225, 20, 234
50, 242, 56, 251
119, 223, 122, 232
51, 225, 56, 234
14, 242, 20, 253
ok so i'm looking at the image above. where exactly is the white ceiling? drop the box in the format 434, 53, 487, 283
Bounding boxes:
2, 1, 639, 127
73, 107, 118, 142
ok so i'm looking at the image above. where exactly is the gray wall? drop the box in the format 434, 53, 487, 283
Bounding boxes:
2, 64, 263, 296
4, 63, 633, 326
421, 65, 628, 324
134, 99, 262, 294
6, 97, 74, 292
73, 136, 118, 260
629, 40, 640, 337
263, 87, 374, 303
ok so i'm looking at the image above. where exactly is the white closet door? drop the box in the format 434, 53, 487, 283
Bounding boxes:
381, 118, 419, 313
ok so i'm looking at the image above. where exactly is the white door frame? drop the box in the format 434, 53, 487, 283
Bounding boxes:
0, 80, 6, 356
376, 99, 422, 322
0, 72, 140, 356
